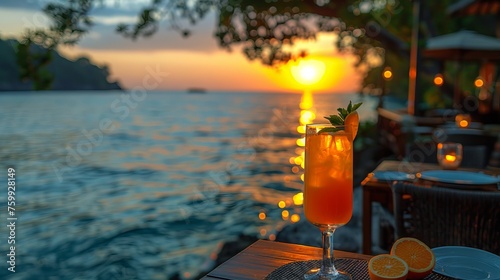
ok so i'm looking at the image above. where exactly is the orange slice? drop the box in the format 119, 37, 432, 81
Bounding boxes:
390, 237, 436, 279
344, 111, 359, 139
368, 254, 408, 280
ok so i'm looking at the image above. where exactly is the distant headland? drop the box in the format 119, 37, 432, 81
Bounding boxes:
0, 37, 122, 91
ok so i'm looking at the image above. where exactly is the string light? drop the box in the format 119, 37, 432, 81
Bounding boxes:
383, 67, 392, 80
474, 77, 484, 88
434, 74, 443, 86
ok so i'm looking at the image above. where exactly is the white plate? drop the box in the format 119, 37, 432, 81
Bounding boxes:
432, 246, 500, 279
419, 170, 500, 185
372, 171, 411, 182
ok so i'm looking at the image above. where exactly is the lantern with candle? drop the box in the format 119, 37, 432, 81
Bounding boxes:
455, 114, 471, 128
437, 142, 463, 170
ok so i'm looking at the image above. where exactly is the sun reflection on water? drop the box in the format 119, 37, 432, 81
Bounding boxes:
295, 90, 316, 179
278, 201, 286, 209
291, 214, 301, 223
258, 212, 266, 220
293, 192, 303, 206
266, 90, 316, 237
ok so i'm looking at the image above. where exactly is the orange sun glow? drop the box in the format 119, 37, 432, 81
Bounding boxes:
266, 53, 355, 93
291, 59, 326, 86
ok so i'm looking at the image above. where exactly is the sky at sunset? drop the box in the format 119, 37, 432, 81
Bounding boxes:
0, 1, 362, 93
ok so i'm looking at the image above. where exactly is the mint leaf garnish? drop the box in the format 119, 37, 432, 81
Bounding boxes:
325, 115, 343, 125
323, 101, 363, 125
351, 102, 362, 112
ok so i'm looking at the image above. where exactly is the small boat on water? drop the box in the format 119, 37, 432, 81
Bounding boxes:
186, 88, 207, 94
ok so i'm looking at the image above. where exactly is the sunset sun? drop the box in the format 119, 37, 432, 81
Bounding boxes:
291, 59, 326, 86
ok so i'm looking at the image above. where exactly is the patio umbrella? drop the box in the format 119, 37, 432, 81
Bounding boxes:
424, 30, 500, 61
447, 0, 500, 38
423, 30, 500, 106
447, 0, 500, 17
445, 0, 500, 115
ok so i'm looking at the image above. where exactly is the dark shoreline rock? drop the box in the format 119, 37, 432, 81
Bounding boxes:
193, 234, 258, 280
213, 234, 259, 267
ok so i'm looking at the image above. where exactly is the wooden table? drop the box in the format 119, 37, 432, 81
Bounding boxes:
361, 160, 500, 255
201, 240, 371, 280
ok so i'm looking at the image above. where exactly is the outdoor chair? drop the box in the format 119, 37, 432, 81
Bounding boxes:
392, 181, 500, 255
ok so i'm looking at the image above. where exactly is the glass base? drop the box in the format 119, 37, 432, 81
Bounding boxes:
304, 268, 352, 280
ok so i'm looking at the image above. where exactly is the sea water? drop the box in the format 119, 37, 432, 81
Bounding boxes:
0, 90, 377, 279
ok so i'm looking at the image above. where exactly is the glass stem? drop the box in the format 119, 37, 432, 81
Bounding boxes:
320, 227, 339, 276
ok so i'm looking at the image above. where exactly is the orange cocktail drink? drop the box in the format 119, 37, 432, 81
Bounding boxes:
304, 124, 353, 227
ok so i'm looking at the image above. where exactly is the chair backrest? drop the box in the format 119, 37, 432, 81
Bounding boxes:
392, 182, 500, 255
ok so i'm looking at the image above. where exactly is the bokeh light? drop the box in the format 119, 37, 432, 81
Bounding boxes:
293, 192, 303, 206
297, 125, 306, 134
455, 114, 471, 128
281, 210, 290, 220
434, 74, 444, 86
294, 156, 303, 165
300, 110, 316, 125
278, 201, 286, 209
383, 67, 392, 80
258, 212, 266, 220
296, 137, 305, 147
474, 77, 484, 88
291, 214, 300, 223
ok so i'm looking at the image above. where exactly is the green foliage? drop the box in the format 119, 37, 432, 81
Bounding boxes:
16, 39, 54, 89
0, 40, 21, 82
321, 101, 362, 133
324, 101, 362, 125
354, 120, 377, 152
422, 86, 452, 110
16, 0, 94, 90
17, 0, 500, 96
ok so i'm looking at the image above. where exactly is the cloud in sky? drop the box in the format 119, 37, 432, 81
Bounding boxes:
0, 1, 221, 53
0, 0, 153, 13
79, 13, 220, 53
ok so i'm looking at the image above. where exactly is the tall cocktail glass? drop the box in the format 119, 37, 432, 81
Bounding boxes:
304, 124, 353, 280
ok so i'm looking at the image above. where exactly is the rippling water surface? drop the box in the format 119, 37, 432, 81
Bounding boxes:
0, 90, 377, 279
